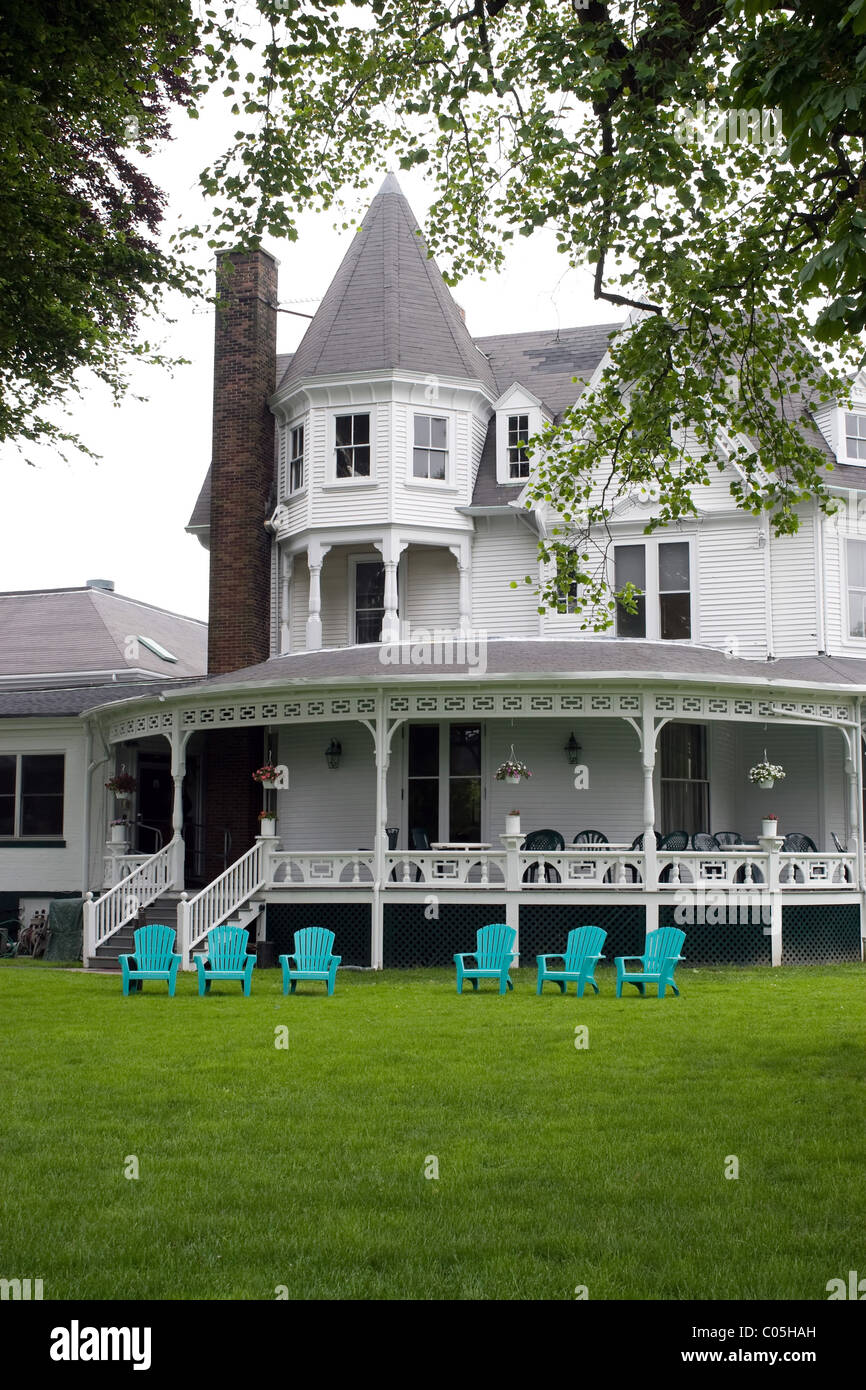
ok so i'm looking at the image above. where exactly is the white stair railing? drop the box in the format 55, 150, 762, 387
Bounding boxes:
178, 842, 265, 967
83, 842, 175, 960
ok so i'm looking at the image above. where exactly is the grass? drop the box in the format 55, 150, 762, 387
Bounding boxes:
0, 961, 863, 1301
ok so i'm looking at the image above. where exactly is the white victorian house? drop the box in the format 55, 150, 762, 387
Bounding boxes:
74, 176, 866, 972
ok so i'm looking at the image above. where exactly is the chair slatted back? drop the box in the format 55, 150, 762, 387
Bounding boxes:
410, 827, 431, 851
522, 829, 565, 852
294, 926, 335, 969
206, 924, 251, 970
659, 831, 689, 852
713, 830, 744, 847
133, 924, 177, 971
572, 830, 608, 845
475, 924, 516, 969
563, 925, 607, 971
782, 833, 817, 854
644, 927, 686, 971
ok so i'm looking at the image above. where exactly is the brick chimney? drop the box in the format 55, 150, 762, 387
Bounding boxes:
208, 249, 278, 676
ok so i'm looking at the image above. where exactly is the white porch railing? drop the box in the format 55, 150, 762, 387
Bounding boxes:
84, 842, 175, 958
384, 851, 507, 887
178, 841, 266, 964
269, 851, 376, 886
654, 850, 857, 890
518, 849, 644, 887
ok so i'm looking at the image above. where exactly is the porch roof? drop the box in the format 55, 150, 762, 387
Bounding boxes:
111, 639, 866, 704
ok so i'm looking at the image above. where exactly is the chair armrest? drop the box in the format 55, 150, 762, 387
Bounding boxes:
615, 955, 645, 965
332, 956, 342, 966
537, 954, 564, 966
454, 952, 477, 964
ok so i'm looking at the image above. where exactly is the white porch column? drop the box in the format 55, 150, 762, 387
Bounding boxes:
305, 541, 331, 651
372, 700, 390, 969
449, 541, 472, 630
640, 699, 658, 892
169, 727, 191, 891
279, 548, 292, 655
374, 534, 408, 644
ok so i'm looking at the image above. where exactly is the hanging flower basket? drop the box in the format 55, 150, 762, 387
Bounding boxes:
494, 751, 532, 785
105, 769, 136, 799
252, 764, 279, 789
748, 758, 785, 790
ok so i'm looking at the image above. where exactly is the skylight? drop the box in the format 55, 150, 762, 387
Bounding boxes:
137, 635, 178, 664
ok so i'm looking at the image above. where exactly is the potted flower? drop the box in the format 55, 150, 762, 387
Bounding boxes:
105, 768, 137, 801
494, 754, 532, 786
109, 817, 129, 845
253, 764, 279, 789
258, 809, 278, 837
505, 809, 521, 835
761, 812, 779, 839
748, 757, 785, 791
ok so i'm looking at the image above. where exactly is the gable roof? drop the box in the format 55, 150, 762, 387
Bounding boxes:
277, 174, 496, 393
0, 588, 207, 685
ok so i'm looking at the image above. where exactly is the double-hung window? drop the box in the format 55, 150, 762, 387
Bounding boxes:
614, 540, 692, 640
413, 415, 448, 480
335, 414, 371, 478
0, 754, 65, 838
507, 414, 530, 479
289, 424, 305, 492
847, 539, 866, 637
845, 412, 866, 461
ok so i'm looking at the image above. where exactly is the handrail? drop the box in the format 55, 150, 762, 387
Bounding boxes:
84, 842, 175, 958
178, 841, 265, 962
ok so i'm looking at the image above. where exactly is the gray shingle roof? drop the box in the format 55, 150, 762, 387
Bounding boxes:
156, 639, 866, 696
278, 174, 496, 393
0, 589, 207, 682
474, 322, 621, 417
0, 680, 203, 719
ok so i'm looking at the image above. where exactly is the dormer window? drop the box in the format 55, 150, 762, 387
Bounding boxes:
845, 412, 866, 461
289, 424, 305, 492
335, 414, 371, 478
413, 415, 448, 480
507, 414, 531, 478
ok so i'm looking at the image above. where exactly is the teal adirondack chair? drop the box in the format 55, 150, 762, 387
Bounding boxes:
279, 927, 341, 995
536, 925, 607, 997
615, 927, 686, 998
119, 924, 182, 997
195, 925, 256, 996
454, 924, 516, 994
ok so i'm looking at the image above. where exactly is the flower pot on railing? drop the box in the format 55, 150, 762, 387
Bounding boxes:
761, 818, 778, 839
110, 823, 128, 845
259, 817, 277, 837
505, 814, 521, 835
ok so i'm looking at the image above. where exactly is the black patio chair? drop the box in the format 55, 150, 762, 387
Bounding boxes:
410, 827, 431, 850
572, 830, 609, 845
713, 830, 744, 847
691, 833, 719, 852
521, 829, 565, 884
782, 833, 817, 854
831, 831, 847, 854
386, 826, 399, 851
657, 830, 690, 883
629, 830, 663, 851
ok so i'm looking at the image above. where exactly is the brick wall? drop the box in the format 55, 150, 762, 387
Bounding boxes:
208, 249, 278, 676
202, 729, 266, 881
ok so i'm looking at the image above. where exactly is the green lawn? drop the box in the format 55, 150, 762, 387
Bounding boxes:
1, 961, 863, 1300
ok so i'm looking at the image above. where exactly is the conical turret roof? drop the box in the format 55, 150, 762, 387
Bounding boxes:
279, 174, 495, 393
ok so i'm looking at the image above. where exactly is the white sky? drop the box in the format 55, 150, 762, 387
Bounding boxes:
0, 91, 615, 624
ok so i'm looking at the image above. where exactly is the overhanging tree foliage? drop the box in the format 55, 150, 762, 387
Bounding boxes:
192, 0, 866, 625
0, 0, 199, 457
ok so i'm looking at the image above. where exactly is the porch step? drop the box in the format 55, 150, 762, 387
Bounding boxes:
85, 892, 184, 971
189, 898, 266, 962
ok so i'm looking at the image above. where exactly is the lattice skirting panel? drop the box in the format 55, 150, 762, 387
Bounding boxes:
266, 903, 371, 968
658, 906, 771, 966
383, 903, 506, 969
781, 904, 862, 965
518, 904, 646, 968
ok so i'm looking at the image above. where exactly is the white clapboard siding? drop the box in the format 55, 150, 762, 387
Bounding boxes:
471, 516, 541, 637
276, 723, 378, 848
405, 547, 459, 631
0, 719, 88, 892
697, 522, 767, 657
708, 722, 737, 831
769, 513, 818, 655
821, 727, 849, 846
812, 401, 838, 457
269, 545, 279, 656
733, 723, 824, 846
470, 409, 489, 491
290, 555, 310, 652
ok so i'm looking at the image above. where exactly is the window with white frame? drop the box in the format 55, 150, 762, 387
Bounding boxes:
352, 558, 388, 644
847, 539, 866, 637
0, 754, 65, 838
507, 414, 531, 479
289, 424, 305, 492
845, 412, 866, 461
614, 539, 692, 640
413, 415, 448, 480
335, 414, 371, 478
